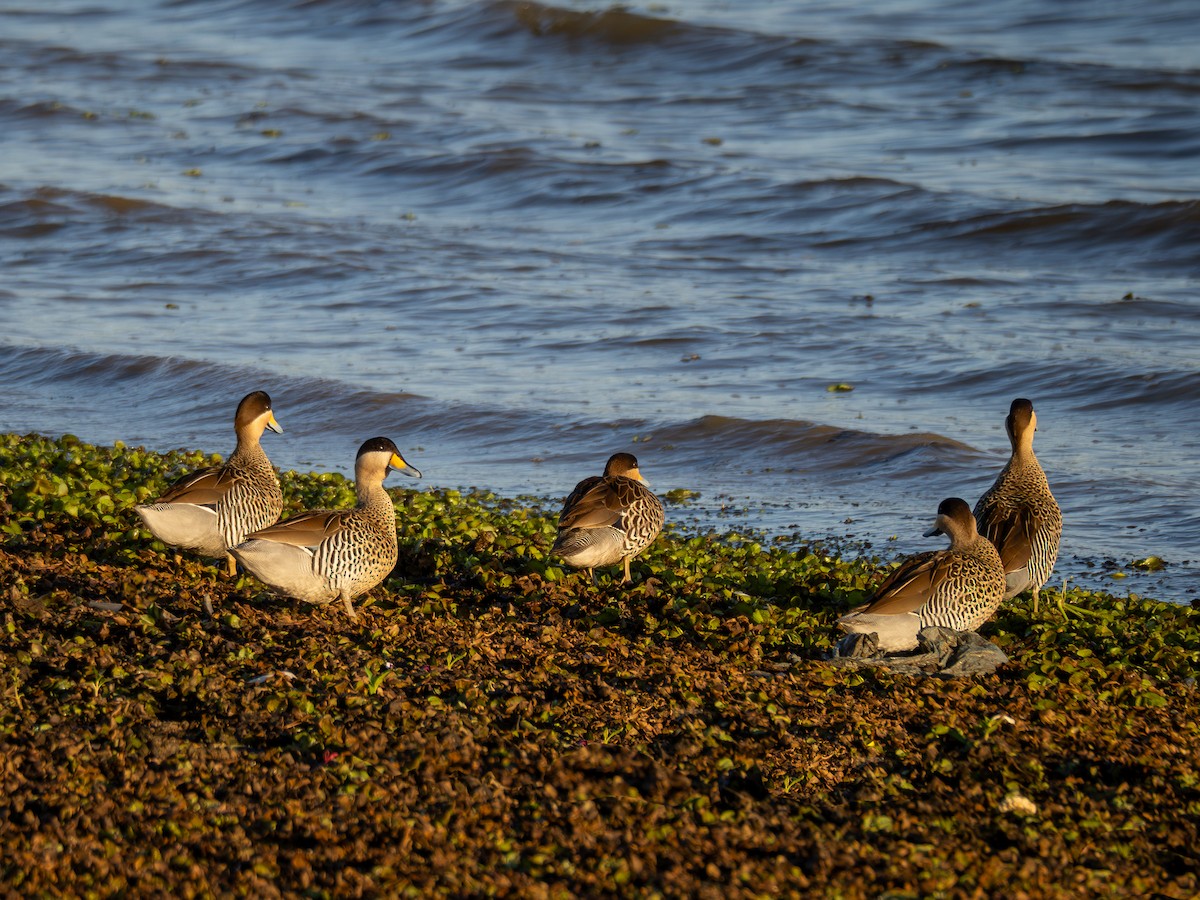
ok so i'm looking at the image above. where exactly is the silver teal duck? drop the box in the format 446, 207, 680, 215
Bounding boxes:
135, 390, 283, 576
973, 398, 1062, 612
229, 437, 420, 619
838, 497, 1007, 652
552, 452, 665, 584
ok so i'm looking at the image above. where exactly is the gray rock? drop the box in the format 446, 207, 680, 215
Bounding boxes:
829, 625, 1008, 677
835, 631, 880, 659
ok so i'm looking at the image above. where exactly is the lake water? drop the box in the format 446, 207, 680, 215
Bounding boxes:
2, 0, 1198, 602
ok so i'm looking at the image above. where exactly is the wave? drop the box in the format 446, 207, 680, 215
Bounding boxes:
898, 353, 1200, 413
1064, 371, 1200, 411
0, 343, 629, 475
947, 200, 1200, 251
29, 182, 1195, 279
492, 1, 950, 89
493, 1, 1200, 96
814, 198, 1200, 269
0, 98, 93, 123
0, 186, 209, 240
506, 1, 688, 46
647, 414, 978, 476
0, 344, 981, 476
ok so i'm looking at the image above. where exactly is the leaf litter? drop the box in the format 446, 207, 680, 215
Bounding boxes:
1, 433, 1198, 897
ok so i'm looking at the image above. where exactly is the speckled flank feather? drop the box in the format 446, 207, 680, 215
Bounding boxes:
553, 452, 665, 583
134, 391, 283, 575
973, 398, 1062, 606
230, 437, 421, 618
838, 498, 1006, 652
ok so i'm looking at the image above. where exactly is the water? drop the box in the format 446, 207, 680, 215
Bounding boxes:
2, 0, 1198, 602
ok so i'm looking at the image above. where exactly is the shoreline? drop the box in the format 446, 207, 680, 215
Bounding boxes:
2, 433, 1198, 896
0, 412, 1186, 605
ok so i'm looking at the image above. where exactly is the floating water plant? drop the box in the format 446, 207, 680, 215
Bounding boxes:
664, 488, 699, 505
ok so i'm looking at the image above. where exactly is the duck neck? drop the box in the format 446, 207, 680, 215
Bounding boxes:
1009, 430, 1037, 468
945, 518, 978, 550
230, 423, 266, 464
355, 473, 392, 511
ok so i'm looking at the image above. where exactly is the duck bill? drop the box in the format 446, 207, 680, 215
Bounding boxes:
265, 412, 283, 434
629, 467, 648, 485
389, 453, 422, 479
923, 518, 943, 537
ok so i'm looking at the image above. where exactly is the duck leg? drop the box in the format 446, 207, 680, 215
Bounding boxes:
225, 553, 238, 577
340, 590, 358, 620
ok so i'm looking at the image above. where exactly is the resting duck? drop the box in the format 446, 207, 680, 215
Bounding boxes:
838, 497, 1006, 652
552, 452, 664, 583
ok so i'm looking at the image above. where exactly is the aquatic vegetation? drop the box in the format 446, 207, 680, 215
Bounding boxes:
1133, 555, 1166, 571
664, 488, 700, 505
1, 433, 1198, 897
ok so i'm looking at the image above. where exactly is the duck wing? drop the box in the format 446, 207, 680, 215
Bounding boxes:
157, 465, 237, 505
976, 505, 1036, 573
856, 550, 953, 616
557, 476, 601, 520
243, 509, 350, 548
557, 476, 621, 530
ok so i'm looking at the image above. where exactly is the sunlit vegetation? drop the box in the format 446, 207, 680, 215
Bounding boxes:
2, 433, 1198, 897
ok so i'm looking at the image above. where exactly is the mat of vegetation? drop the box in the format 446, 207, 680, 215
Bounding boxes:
2, 433, 1198, 898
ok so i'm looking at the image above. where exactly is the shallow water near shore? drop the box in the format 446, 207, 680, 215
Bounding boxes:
2, 0, 1198, 601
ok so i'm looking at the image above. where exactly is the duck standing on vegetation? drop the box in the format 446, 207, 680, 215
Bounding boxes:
230, 437, 420, 619
837, 497, 1006, 652
134, 391, 283, 576
553, 452, 665, 584
973, 398, 1062, 613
